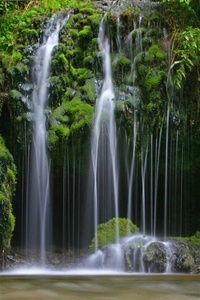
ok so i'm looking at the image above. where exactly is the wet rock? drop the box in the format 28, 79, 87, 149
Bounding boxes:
124, 236, 147, 272
143, 242, 167, 273
171, 243, 195, 272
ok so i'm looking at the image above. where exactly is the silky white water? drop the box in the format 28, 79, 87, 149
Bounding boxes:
26, 14, 70, 264
90, 19, 119, 252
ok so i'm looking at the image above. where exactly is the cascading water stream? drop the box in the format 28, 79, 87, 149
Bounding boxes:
91, 19, 119, 252
153, 127, 163, 237
126, 14, 143, 232
26, 13, 70, 264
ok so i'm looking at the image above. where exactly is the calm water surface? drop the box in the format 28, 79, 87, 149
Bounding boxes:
0, 273, 199, 299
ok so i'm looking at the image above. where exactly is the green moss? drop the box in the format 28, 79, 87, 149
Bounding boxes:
146, 28, 162, 39
79, 25, 93, 40
58, 53, 68, 68
155, 50, 167, 60
21, 28, 38, 42
145, 72, 162, 91
144, 52, 155, 63
87, 14, 102, 28
83, 55, 94, 68
142, 242, 170, 272
138, 65, 147, 76
81, 78, 96, 103
0, 69, 5, 87
193, 231, 200, 239
0, 136, 16, 250
49, 123, 70, 141
169, 235, 200, 246
117, 55, 132, 67
0, 192, 15, 249
89, 218, 139, 252
68, 28, 79, 39
72, 67, 91, 85
2, 51, 22, 69
148, 44, 167, 60
150, 13, 160, 22
80, 8, 95, 15
67, 98, 93, 135
49, 98, 93, 147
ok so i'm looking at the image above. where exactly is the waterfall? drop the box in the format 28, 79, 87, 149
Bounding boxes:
126, 15, 142, 233
90, 18, 119, 252
26, 13, 70, 264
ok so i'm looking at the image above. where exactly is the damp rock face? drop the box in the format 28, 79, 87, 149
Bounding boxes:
170, 242, 196, 273
124, 236, 146, 272
123, 239, 170, 273
122, 237, 200, 274
143, 242, 168, 273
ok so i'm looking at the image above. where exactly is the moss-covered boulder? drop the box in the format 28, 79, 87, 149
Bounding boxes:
171, 242, 195, 272
89, 218, 139, 252
143, 242, 168, 273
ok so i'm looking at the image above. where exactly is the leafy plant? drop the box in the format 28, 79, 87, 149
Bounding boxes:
161, 0, 199, 89
170, 27, 200, 88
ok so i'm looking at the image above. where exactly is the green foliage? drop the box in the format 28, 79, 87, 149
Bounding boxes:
87, 14, 102, 30
49, 98, 93, 147
80, 7, 95, 15
0, 69, 5, 87
162, 0, 191, 4
170, 27, 200, 89
193, 231, 200, 239
78, 26, 93, 48
0, 192, 15, 250
169, 232, 200, 246
21, 28, 39, 43
89, 218, 139, 252
10, 89, 23, 100
80, 78, 96, 103
148, 45, 167, 60
0, 136, 16, 250
116, 55, 132, 67
145, 71, 166, 91
161, 0, 198, 55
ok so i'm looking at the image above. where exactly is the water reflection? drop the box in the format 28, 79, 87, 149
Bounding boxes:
0, 274, 199, 299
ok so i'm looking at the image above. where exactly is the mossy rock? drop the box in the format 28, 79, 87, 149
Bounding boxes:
89, 218, 139, 252
144, 52, 155, 63
124, 236, 147, 272
81, 78, 96, 103
148, 44, 167, 60
83, 55, 94, 68
78, 25, 93, 42
143, 242, 167, 273
68, 28, 79, 39
21, 28, 38, 43
116, 55, 132, 67
145, 71, 166, 91
172, 242, 195, 272
49, 98, 93, 147
87, 13, 102, 29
